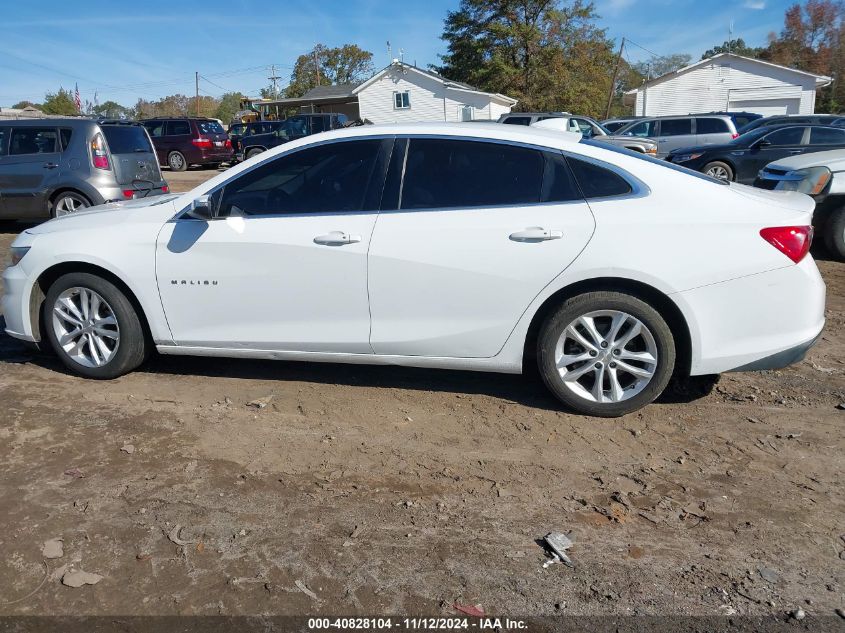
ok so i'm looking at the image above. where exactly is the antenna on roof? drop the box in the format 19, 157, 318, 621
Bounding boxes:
399, 48, 405, 64
728, 20, 734, 53
387, 41, 392, 62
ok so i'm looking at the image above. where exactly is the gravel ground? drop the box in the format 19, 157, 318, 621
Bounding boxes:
0, 168, 843, 620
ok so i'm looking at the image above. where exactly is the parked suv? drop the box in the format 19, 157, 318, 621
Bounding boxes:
0, 118, 167, 220
237, 113, 348, 161
615, 115, 738, 157
140, 117, 232, 171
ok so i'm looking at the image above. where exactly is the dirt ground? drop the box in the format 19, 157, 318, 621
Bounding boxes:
0, 166, 843, 621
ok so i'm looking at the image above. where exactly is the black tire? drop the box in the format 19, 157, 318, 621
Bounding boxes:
50, 191, 91, 218
206, 162, 222, 170
246, 147, 264, 159
537, 291, 676, 417
823, 207, 845, 261
702, 161, 734, 181
43, 272, 148, 379
168, 151, 187, 172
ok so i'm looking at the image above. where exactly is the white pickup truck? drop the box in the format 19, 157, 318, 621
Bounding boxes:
756, 149, 845, 261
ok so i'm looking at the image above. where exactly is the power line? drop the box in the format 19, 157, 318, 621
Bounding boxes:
624, 38, 663, 60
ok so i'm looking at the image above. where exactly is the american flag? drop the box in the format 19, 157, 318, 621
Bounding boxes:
74, 83, 81, 113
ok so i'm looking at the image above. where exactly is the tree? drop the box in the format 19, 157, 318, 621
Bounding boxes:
12, 100, 40, 110
701, 38, 764, 59
41, 88, 78, 115
284, 44, 375, 98
214, 92, 245, 124
632, 53, 691, 79
436, 0, 617, 115
91, 100, 131, 119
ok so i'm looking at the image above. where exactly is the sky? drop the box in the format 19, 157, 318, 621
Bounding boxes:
0, 0, 796, 108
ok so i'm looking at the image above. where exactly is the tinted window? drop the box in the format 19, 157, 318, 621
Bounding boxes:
229, 124, 245, 136
311, 116, 329, 133
809, 126, 845, 145
216, 139, 382, 217
102, 126, 154, 154
568, 157, 632, 199
696, 118, 730, 134
732, 115, 755, 129
9, 128, 58, 155
542, 153, 582, 202
619, 120, 658, 137
166, 120, 190, 135
502, 116, 532, 126
59, 128, 73, 151
143, 121, 165, 137
401, 139, 543, 209
660, 118, 693, 136
603, 120, 629, 133
763, 127, 805, 146
0, 127, 7, 155
198, 120, 224, 135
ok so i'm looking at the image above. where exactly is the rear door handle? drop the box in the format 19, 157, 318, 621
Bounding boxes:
313, 231, 362, 246
509, 227, 563, 242
43, 162, 59, 169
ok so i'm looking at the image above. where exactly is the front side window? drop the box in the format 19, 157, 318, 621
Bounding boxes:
696, 118, 730, 134
393, 91, 410, 110
809, 126, 845, 145
166, 120, 190, 136
9, 128, 58, 155
572, 118, 601, 138
215, 139, 383, 217
567, 157, 632, 199
763, 127, 805, 146
401, 138, 544, 209
620, 120, 658, 138
660, 118, 693, 137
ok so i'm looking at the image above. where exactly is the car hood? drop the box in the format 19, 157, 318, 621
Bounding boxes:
729, 182, 816, 213
25, 195, 181, 235
764, 148, 845, 172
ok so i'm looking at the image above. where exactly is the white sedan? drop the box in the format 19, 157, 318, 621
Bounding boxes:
2, 123, 825, 417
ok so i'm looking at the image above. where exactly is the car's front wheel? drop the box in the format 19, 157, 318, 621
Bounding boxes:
703, 161, 734, 181
43, 273, 148, 379
537, 291, 676, 417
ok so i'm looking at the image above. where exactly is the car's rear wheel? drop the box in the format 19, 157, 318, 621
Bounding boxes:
537, 291, 676, 417
703, 161, 734, 181
823, 207, 845, 261
168, 151, 187, 171
246, 147, 264, 159
43, 273, 148, 379
51, 191, 91, 218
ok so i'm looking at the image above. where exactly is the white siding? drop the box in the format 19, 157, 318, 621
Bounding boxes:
631, 56, 820, 116
356, 66, 513, 123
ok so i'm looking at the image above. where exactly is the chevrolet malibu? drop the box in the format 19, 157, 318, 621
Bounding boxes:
2, 123, 826, 417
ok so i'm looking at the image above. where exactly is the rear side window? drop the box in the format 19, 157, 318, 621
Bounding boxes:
764, 127, 805, 146
198, 120, 224, 135
567, 157, 632, 199
102, 126, 153, 154
9, 128, 58, 155
696, 118, 730, 134
542, 153, 582, 202
660, 118, 693, 136
167, 120, 190, 135
311, 116, 329, 133
809, 126, 845, 145
502, 116, 532, 126
401, 138, 544, 209
143, 121, 165, 137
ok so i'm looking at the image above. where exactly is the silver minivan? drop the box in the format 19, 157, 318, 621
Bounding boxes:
615, 115, 737, 157
0, 118, 168, 220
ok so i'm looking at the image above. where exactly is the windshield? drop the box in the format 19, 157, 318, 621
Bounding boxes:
582, 139, 728, 185
102, 125, 154, 154
198, 120, 225, 135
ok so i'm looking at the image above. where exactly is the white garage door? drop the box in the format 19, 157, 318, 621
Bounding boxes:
729, 98, 801, 116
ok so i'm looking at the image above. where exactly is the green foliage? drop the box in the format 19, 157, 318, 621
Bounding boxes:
41, 88, 78, 115
632, 53, 691, 79
284, 44, 375, 98
436, 0, 617, 116
702, 38, 765, 59
11, 100, 40, 110
91, 100, 132, 119
214, 92, 245, 123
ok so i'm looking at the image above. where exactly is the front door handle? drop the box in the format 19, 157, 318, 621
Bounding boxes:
789, 150, 804, 155
313, 231, 362, 246
509, 227, 563, 242
43, 162, 59, 169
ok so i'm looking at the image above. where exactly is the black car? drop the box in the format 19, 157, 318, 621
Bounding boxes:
737, 114, 845, 135
666, 123, 845, 183
237, 113, 348, 161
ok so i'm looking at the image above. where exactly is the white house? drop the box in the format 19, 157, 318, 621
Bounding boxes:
255, 61, 517, 123
624, 53, 832, 117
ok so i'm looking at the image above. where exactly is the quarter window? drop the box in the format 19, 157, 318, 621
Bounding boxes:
809, 126, 845, 145
401, 138, 544, 209
9, 128, 58, 155
567, 157, 632, 199
59, 128, 73, 150
394, 91, 410, 109
696, 118, 730, 134
215, 139, 383, 217
166, 120, 191, 135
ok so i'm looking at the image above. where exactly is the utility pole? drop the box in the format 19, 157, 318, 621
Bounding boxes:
267, 65, 281, 99
605, 37, 625, 120
313, 50, 321, 86
642, 62, 651, 117
195, 71, 199, 116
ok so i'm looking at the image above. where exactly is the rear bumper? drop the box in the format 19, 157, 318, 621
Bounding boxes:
729, 332, 821, 371
97, 183, 168, 204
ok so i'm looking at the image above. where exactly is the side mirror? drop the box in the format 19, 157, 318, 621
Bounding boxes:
755, 139, 772, 148
186, 194, 213, 221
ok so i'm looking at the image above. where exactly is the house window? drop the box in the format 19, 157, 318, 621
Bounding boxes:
394, 91, 410, 110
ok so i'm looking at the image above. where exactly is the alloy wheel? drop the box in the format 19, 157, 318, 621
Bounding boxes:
706, 165, 729, 180
54, 194, 89, 217
554, 310, 658, 404
51, 287, 120, 368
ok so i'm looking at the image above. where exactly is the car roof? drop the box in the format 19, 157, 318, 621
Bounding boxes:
3, 118, 97, 127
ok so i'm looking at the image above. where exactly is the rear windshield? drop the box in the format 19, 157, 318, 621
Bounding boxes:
198, 121, 225, 135
102, 125, 153, 154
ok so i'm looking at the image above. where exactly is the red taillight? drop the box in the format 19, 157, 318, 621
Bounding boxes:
731, 133, 739, 139
760, 226, 813, 263
192, 137, 212, 148
224, 139, 232, 149
161, 185, 169, 193
91, 133, 110, 170
122, 189, 134, 199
